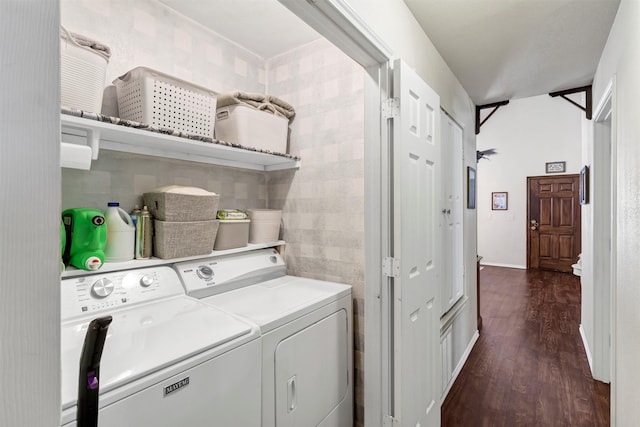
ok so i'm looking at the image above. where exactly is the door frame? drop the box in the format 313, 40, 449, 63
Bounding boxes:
591, 78, 616, 386
526, 174, 581, 271
278, 1, 393, 425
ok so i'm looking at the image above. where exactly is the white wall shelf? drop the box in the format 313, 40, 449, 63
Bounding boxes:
60, 114, 300, 172
61, 240, 286, 278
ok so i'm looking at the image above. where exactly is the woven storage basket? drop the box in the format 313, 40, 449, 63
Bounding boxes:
113, 67, 217, 138
144, 186, 219, 222
154, 220, 219, 259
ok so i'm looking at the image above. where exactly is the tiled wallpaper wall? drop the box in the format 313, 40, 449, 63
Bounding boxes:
62, 2, 366, 426
266, 38, 366, 425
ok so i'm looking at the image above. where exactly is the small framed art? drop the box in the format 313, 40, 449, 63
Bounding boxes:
545, 161, 566, 174
492, 192, 508, 210
467, 167, 476, 209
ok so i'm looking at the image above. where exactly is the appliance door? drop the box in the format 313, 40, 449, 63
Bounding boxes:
274, 310, 349, 427
62, 339, 261, 427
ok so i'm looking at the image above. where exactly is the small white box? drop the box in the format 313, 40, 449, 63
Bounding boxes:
215, 104, 288, 154
213, 219, 250, 250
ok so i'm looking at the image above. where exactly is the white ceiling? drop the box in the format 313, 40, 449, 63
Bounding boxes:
158, 0, 321, 59
160, 0, 620, 105
403, 0, 620, 105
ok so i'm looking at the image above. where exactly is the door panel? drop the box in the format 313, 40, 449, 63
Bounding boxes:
392, 59, 441, 427
527, 175, 581, 272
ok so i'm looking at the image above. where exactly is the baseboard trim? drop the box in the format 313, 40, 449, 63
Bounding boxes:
441, 330, 480, 401
579, 324, 594, 375
480, 262, 527, 270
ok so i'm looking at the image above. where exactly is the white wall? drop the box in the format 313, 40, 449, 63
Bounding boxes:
0, 1, 61, 426
476, 95, 582, 268
590, 0, 640, 423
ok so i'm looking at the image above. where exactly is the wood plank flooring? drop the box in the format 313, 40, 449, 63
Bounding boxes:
442, 266, 610, 426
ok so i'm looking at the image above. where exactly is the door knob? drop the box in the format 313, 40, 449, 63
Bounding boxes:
530, 219, 539, 231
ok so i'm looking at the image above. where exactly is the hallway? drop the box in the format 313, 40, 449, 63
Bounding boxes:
442, 266, 610, 426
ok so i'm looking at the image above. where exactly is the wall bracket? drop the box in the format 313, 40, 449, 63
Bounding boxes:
549, 85, 592, 120
475, 100, 509, 134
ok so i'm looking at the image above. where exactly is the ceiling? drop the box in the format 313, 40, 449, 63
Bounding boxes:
160, 0, 620, 105
404, 0, 620, 105
158, 0, 320, 59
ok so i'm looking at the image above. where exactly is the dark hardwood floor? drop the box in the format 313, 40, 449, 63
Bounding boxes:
442, 266, 610, 427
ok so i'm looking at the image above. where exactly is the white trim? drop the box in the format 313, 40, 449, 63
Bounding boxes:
480, 261, 527, 270
276, 3, 392, 426
579, 324, 594, 374
441, 330, 480, 402
278, 0, 393, 67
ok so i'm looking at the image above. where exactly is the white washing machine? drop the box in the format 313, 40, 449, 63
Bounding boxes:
60, 265, 261, 427
176, 248, 353, 427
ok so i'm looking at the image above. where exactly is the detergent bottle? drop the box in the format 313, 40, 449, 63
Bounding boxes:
62, 208, 107, 271
104, 202, 135, 262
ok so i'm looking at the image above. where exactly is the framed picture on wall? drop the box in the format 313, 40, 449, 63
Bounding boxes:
492, 192, 508, 210
467, 167, 476, 209
545, 161, 566, 174
580, 165, 589, 205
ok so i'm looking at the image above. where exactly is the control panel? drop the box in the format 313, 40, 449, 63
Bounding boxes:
61, 266, 184, 320
176, 249, 286, 297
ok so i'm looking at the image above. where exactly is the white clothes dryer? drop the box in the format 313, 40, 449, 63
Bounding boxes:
176, 248, 353, 427
60, 266, 261, 427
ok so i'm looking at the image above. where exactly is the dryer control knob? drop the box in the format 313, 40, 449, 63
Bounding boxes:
139, 275, 154, 287
196, 265, 214, 280
91, 278, 114, 298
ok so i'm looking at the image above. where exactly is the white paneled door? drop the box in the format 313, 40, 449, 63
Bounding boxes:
441, 115, 464, 314
392, 59, 441, 427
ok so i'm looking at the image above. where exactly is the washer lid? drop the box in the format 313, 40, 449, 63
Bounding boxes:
61, 296, 256, 411
202, 275, 351, 333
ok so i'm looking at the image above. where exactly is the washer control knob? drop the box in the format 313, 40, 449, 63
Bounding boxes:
196, 265, 214, 280
91, 278, 114, 298
139, 275, 154, 287
270, 256, 278, 264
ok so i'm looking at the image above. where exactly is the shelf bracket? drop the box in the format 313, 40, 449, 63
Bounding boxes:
549, 85, 592, 120
86, 128, 100, 160
475, 100, 509, 134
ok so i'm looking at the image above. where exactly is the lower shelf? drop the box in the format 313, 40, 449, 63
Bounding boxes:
61, 240, 285, 278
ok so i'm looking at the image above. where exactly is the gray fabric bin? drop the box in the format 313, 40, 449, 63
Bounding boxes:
154, 219, 219, 259
144, 186, 219, 221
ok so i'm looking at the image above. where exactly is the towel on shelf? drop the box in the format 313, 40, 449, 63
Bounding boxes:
217, 91, 296, 120
61, 26, 111, 61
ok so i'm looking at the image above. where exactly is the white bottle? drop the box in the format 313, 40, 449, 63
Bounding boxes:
104, 202, 135, 262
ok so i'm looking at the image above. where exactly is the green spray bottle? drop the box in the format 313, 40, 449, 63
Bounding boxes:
62, 208, 108, 271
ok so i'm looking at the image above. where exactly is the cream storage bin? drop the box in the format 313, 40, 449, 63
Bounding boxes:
60, 27, 110, 112
215, 105, 288, 153
213, 220, 250, 250
113, 67, 218, 138
144, 186, 219, 222
154, 220, 219, 259
247, 209, 282, 243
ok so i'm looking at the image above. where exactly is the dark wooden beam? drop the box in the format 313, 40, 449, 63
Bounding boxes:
475, 100, 510, 135
549, 85, 592, 120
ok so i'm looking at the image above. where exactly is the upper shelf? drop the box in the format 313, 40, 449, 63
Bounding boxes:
60, 114, 301, 172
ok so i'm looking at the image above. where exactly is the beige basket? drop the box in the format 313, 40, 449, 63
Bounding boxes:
154, 220, 219, 259
114, 67, 217, 138
247, 209, 282, 243
213, 220, 250, 251
144, 186, 219, 222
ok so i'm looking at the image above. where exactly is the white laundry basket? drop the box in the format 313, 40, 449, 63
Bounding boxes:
60, 27, 110, 112
114, 67, 218, 138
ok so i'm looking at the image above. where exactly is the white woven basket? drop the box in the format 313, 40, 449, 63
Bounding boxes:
60, 27, 109, 112
113, 67, 217, 138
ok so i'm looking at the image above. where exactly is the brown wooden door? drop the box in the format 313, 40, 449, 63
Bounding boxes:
527, 175, 581, 272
